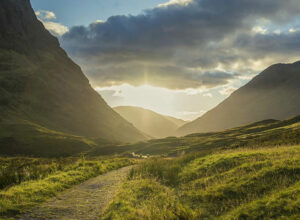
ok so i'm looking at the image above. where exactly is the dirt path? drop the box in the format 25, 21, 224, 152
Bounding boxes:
18, 166, 133, 220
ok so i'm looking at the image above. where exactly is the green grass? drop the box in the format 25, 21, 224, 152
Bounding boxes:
0, 156, 134, 217
101, 179, 193, 220
102, 145, 300, 219
0, 119, 97, 157
0, 157, 77, 190
91, 115, 300, 156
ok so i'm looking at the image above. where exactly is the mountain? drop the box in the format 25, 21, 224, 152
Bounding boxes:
0, 0, 146, 156
177, 61, 300, 136
90, 115, 300, 156
164, 116, 187, 127
114, 106, 186, 138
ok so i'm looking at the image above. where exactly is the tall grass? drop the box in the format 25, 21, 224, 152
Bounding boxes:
128, 151, 211, 186
0, 157, 76, 190
102, 179, 194, 220
102, 146, 300, 219
0, 157, 134, 217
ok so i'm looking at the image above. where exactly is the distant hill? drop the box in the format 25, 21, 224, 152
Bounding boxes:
164, 116, 187, 127
89, 115, 300, 156
0, 0, 146, 156
114, 106, 186, 138
177, 61, 300, 136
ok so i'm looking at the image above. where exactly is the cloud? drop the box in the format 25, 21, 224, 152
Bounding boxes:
252, 26, 269, 35
61, 0, 300, 90
219, 86, 238, 95
158, 0, 193, 7
42, 21, 69, 36
234, 31, 300, 56
35, 10, 56, 20
95, 87, 124, 97
84, 62, 237, 89
176, 111, 206, 120
35, 10, 69, 36
203, 93, 213, 98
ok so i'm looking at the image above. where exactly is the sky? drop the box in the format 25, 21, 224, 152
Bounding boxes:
31, 0, 300, 120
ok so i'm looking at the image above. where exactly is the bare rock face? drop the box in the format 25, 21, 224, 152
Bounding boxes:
178, 61, 300, 136
0, 0, 146, 148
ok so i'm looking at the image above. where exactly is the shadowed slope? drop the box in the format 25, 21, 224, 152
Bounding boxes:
0, 0, 146, 156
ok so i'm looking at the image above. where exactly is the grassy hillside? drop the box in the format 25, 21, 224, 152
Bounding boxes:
0, 119, 97, 157
114, 106, 185, 138
178, 61, 300, 136
91, 115, 300, 156
0, 156, 134, 217
100, 116, 300, 219
102, 145, 300, 219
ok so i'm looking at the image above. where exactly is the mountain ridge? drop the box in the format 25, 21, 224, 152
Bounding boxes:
114, 106, 186, 138
0, 0, 146, 156
177, 60, 300, 136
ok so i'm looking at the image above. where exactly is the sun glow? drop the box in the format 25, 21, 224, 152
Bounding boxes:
95, 84, 222, 120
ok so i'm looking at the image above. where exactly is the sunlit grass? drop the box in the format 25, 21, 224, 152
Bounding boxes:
102, 145, 300, 219
0, 157, 134, 217
95, 115, 300, 157
101, 179, 193, 220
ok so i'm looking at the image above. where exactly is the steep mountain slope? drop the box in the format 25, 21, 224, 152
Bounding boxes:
114, 106, 185, 138
177, 61, 300, 136
0, 0, 146, 156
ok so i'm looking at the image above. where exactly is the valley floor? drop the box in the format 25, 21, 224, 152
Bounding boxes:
0, 157, 134, 219
1, 145, 299, 220
1, 116, 300, 220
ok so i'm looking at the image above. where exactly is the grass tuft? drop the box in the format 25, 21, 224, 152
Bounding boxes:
102, 146, 300, 219
0, 157, 134, 217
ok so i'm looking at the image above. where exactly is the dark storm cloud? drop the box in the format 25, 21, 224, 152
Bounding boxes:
61, 0, 300, 89
86, 63, 237, 89
235, 31, 300, 55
